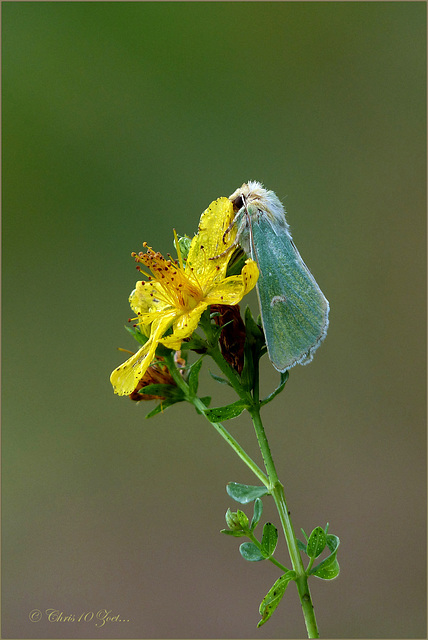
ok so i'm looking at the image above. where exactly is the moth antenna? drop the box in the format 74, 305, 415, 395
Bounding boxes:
241, 193, 262, 274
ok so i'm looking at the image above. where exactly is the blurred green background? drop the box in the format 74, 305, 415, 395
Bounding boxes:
2, 2, 426, 638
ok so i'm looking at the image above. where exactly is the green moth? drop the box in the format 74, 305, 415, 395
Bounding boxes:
227, 181, 329, 372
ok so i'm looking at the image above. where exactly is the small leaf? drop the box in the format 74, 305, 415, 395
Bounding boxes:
297, 538, 307, 552
244, 305, 264, 341
194, 397, 212, 415
310, 534, 340, 580
261, 523, 278, 558
204, 400, 247, 422
225, 246, 247, 277
125, 324, 149, 346
311, 555, 340, 580
260, 371, 289, 407
138, 384, 184, 400
250, 498, 263, 531
155, 343, 175, 357
306, 527, 327, 559
225, 507, 240, 531
236, 510, 250, 530
144, 400, 179, 419
301, 528, 309, 542
180, 333, 207, 351
220, 528, 246, 537
240, 306, 265, 392
175, 234, 192, 260
326, 533, 339, 553
257, 571, 296, 627
226, 482, 269, 504
188, 358, 204, 395
239, 542, 265, 562
208, 370, 232, 387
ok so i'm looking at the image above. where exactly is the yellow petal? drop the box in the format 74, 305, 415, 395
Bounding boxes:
205, 259, 259, 305
160, 303, 208, 349
130, 280, 166, 316
110, 311, 176, 395
186, 198, 236, 283
110, 343, 156, 396
240, 259, 259, 293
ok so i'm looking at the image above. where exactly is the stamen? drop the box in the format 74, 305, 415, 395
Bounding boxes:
174, 229, 184, 271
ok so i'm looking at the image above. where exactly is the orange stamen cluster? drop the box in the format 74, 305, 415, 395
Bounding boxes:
131, 244, 203, 311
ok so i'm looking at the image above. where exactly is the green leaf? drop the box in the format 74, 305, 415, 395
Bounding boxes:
250, 498, 263, 531
180, 333, 207, 351
155, 343, 175, 357
239, 542, 265, 562
297, 538, 307, 552
326, 533, 339, 553
236, 510, 250, 530
225, 246, 247, 277
225, 507, 239, 531
204, 321, 223, 346
306, 526, 327, 559
220, 528, 246, 537
260, 371, 289, 407
257, 571, 296, 627
244, 305, 264, 341
311, 555, 340, 580
240, 306, 265, 392
204, 400, 247, 422
261, 523, 278, 558
138, 383, 184, 400
310, 534, 340, 580
175, 234, 192, 261
144, 399, 180, 419
188, 358, 204, 396
208, 370, 232, 387
124, 324, 149, 346
194, 396, 212, 415
226, 482, 269, 504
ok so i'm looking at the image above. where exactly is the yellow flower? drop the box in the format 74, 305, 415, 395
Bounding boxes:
110, 197, 259, 396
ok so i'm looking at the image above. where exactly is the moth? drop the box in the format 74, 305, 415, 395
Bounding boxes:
226, 181, 329, 372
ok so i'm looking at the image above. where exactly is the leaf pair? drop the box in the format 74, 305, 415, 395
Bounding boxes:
299, 525, 340, 580
239, 522, 278, 562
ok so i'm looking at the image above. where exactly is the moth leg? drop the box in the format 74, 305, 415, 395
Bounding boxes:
209, 213, 240, 260
209, 238, 238, 260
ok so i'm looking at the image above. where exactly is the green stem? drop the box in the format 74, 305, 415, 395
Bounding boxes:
192, 396, 269, 488
250, 407, 319, 639
164, 348, 319, 637
163, 353, 269, 488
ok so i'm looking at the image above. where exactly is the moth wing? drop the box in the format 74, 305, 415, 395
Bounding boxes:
252, 217, 329, 372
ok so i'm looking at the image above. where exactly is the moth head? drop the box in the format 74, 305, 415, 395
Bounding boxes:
229, 181, 287, 229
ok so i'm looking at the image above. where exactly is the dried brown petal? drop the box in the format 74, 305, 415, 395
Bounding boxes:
211, 304, 246, 374
129, 358, 175, 401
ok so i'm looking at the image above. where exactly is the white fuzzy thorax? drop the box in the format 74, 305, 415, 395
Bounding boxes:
228, 181, 291, 256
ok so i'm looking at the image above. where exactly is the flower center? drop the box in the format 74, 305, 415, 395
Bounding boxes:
133, 246, 203, 312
